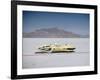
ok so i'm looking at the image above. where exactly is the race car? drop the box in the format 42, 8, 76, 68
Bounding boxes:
38, 44, 75, 52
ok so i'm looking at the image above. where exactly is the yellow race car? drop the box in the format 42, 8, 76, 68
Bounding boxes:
38, 44, 75, 52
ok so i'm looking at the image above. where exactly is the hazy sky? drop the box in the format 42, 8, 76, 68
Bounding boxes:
23, 11, 89, 35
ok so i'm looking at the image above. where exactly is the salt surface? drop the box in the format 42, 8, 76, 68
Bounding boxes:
22, 38, 90, 68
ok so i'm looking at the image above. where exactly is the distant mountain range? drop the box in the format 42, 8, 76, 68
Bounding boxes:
23, 28, 89, 38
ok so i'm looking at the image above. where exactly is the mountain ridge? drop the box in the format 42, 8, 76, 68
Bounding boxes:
23, 27, 89, 38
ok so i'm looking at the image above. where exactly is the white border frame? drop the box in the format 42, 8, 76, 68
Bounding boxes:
17, 5, 95, 75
